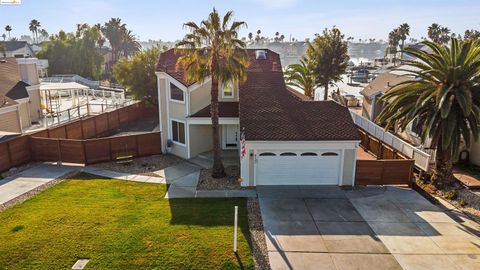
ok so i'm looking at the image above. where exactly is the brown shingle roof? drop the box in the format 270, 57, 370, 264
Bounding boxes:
0, 58, 28, 101
157, 49, 359, 141
190, 102, 239, 118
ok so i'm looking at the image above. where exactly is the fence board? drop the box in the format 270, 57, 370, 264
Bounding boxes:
65, 121, 83, 139
110, 136, 137, 159
95, 114, 109, 137
107, 111, 120, 131
60, 140, 85, 163
137, 133, 161, 156
82, 117, 96, 139
84, 138, 111, 164
31, 138, 60, 161
0, 143, 11, 172
8, 136, 31, 166
356, 159, 414, 186
48, 126, 67, 139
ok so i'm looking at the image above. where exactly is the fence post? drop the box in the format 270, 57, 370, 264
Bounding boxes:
6, 140, 13, 169
57, 139, 62, 166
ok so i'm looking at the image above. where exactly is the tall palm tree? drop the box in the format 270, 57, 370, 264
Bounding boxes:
397, 23, 410, 59
428, 23, 451, 44
120, 30, 141, 57
102, 18, 126, 64
284, 57, 317, 99
176, 8, 249, 178
387, 29, 400, 64
29, 19, 41, 43
5, 25, 12, 39
377, 38, 480, 187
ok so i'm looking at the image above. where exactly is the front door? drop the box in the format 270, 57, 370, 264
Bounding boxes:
224, 125, 239, 149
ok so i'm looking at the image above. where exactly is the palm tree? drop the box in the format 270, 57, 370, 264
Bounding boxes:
176, 8, 249, 178
120, 30, 141, 57
377, 38, 480, 187
428, 23, 451, 44
387, 29, 400, 64
397, 23, 410, 59
275, 31, 280, 42
284, 57, 317, 99
39, 29, 49, 42
5, 25, 12, 39
102, 18, 126, 64
1, 34, 5, 41
248, 32, 253, 41
29, 19, 41, 43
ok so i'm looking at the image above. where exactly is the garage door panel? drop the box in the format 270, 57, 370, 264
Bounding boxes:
256, 151, 341, 185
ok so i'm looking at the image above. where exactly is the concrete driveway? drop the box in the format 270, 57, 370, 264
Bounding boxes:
258, 186, 480, 270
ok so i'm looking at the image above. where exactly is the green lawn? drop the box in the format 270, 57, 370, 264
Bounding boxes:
0, 174, 253, 269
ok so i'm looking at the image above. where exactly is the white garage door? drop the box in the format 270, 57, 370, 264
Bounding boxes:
256, 150, 341, 185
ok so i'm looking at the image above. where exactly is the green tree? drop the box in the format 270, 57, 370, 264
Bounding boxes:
112, 46, 161, 103
5, 25, 12, 40
464, 29, 480, 41
386, 29, 400, 63
1, 34, 5, 41
284, 57, 317, 99
37, 24, 104, 79
176, 8, 249, 178
428, 23, 451, 44
29, 19, 41, 43
38, 29, 49, 42
377, 38, 480, 187
306, 27, 349, 100
397, 23, 410, 59
248, 32, 253, 41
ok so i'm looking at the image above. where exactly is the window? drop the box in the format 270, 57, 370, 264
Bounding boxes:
171, 120, 185, 144
301, 152, 318, 156
170, 83, 184, 102
259, 152, 276, 156
280, 152, 297, 156
321, 152, 338, 156
222, 80, 234, 98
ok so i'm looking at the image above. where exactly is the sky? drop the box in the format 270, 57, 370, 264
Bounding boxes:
0, 0, 479, 42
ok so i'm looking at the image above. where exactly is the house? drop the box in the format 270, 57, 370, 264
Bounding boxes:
0, 58, 42, 133
156, 49, 360, 186
0, 41, 35, 58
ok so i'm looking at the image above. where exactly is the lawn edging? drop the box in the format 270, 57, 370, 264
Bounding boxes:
0, 170, 80, 212
247, 197, 271, 270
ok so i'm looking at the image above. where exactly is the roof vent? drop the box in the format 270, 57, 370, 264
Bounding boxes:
255, 50, 267, 60
272, 62, 278, 71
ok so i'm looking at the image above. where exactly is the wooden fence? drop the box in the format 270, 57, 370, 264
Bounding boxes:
30, 132, 161, 164
0, 102, 159, 174
358, 129, 409, 160
356, 159, 415, 186
33, 102, 153, 139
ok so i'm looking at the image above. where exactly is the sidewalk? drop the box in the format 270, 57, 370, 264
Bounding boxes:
0, 164, 81, 208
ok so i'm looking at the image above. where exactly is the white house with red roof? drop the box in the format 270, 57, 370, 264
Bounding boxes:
156, 49, 360, 186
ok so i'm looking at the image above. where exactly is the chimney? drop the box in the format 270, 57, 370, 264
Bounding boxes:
272, 61, 278, 72
387, 81, 390, 87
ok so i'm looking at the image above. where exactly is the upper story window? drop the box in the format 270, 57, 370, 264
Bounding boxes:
222, 80, 234, 98
170, 83, 184, 102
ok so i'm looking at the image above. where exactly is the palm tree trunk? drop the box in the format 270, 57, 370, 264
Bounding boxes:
323, 82, 329, 101
432, 142, 455, 188
400, 40, 404, 60
211, 77, 226, 178
210, 55, 226, 178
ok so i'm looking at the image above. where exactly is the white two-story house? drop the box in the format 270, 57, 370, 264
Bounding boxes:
156, 49, 360, 187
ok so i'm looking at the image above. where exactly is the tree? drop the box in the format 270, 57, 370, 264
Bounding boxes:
386, 29, 400, 64
0, 43, 6, 58
397, 23, 410, 59
39, 29, 49, 42
5, 25, 12, 39
113, 46, 161, 103
464, 29, 480, 41
284, 57, 317, 99
274, 31, 280, 42
248, 32, 253, 41
29, 19, 41, 43
176, 8, 249, 178
280, 34, 285, 42
255, 29, 261, 43
428, 23, 451, 44
377, 38, 480, 187
306, 27, 349, 100
37, 24, 104, 79
120, 30, 141, 57
1, 34, 5, 41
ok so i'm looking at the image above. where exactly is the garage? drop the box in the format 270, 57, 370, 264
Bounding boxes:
255, 150, 341, 185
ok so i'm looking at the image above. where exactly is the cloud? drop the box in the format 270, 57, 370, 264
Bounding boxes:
252, 0, 298, 9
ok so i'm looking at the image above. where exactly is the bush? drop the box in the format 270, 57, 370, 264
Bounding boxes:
459, 199, 468, 207
444, 190, 458, 200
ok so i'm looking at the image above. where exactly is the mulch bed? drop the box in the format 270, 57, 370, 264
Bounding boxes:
247, 198, 270, 270
196, 165, 253, 190
95, 154, 184, 177
414, 179, 480, 223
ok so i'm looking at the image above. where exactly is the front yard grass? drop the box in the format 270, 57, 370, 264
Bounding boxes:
0, 173, 253, 269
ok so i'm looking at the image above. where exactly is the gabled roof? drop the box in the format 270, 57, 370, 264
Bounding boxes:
0, 58, 30, 102
190, 102, 239, 118
0, 41, 32, 52
158, 48, 359, 142
360, 71, 410, 98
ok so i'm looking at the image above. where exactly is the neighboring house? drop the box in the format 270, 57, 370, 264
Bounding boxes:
156, 49, 360, 187
0, 41, 35, 58
0, 58, 42, 133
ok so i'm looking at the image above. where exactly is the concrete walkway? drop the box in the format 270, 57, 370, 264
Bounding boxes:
259, 186, 480, 270
83, 166, 165, 184
0, 164, 81, 207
